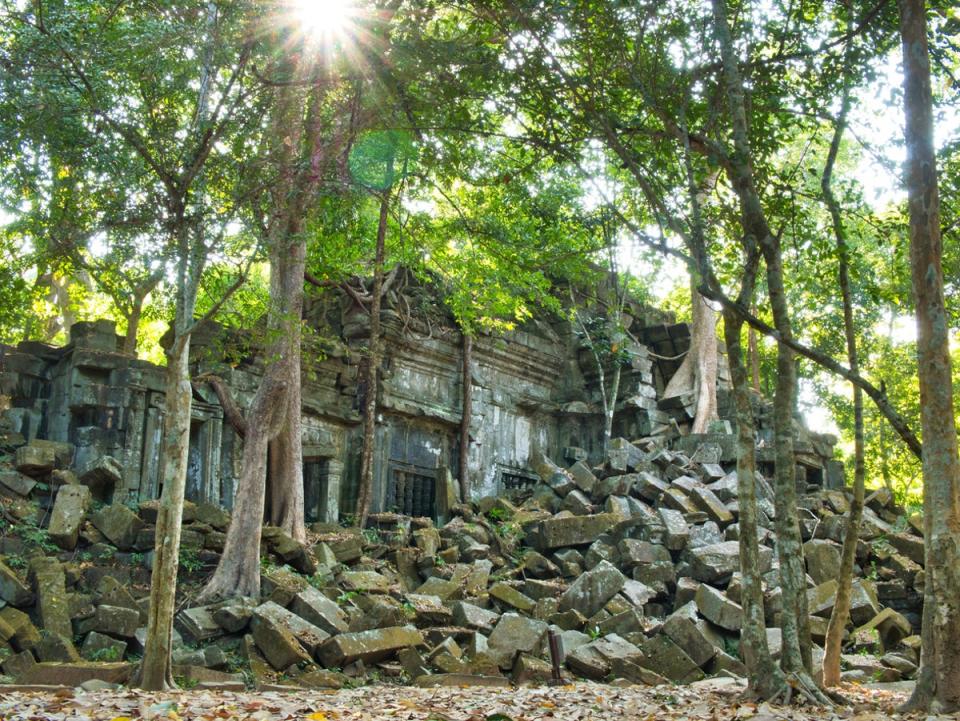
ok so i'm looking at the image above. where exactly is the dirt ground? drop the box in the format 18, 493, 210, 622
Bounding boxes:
0, 678, 943, 721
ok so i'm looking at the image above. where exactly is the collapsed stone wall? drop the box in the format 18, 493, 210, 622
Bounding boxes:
0, 272, 841, 522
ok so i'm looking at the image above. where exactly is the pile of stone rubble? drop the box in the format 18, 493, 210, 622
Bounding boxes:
0, 435, 926, 691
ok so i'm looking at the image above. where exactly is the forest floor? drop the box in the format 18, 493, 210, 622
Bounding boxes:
0, 678, 941, 721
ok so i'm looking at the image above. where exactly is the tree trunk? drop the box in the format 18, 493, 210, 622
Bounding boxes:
458, 331, 473, 504
354, 188, 390, 527
123, 271, 163, 356
711, 0, 814, 682
898, 0, 960, 711
748, 320, 761, 393
663, 287, 718, 433
724, 308, 786, 697
820, 76, 866, 688
139, 330, 192, 690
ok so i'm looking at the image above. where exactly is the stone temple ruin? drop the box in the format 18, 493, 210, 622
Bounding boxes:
0, 274, 925, 689
0, 271, 842, 520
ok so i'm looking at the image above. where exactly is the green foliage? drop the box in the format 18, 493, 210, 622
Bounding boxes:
89, 645, 123, 662
178, 547, 203, 574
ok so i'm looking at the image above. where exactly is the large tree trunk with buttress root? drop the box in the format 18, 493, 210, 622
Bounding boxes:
662, 286, 719, 433
898, 0, 960, 711
458, 331, 473, 503
200, 241, 302, 600
354, 189, 390, 527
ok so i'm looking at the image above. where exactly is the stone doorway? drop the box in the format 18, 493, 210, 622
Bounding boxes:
385, 463, 437, 518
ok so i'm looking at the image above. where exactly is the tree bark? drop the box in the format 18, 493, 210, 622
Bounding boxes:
122, 270, 163, 356
663, 286, 719, 433
748, 319, 761, 392
898, 0, 960, 711
139, 328, 192, 690
458, 331, 473, 504
820, 74, 866, 688
354, 187, 391, 527
711, 0, 816, 684
724, 308, 786, 698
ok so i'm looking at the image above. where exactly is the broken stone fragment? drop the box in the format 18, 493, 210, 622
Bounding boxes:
36, 631, 81, 662
662, 601, 719, 667
253, 600, 329, 658
15, 443, 56, 476
250, 606, 314, 671
262, 526, 317, 575
316, 625, 424, 667
89, 503, 144, 550
487, 613, 548, 670
29, 557, 72, 639
1, 649, 36, 678
212, 600, 256, 634
81, 630, 127, 661
488, 582, 536, 613
339, 570, 391, 593
638, 635, 704, 683
0, 559, 34, 606
452, 601, 500, 632
687, 541, 772, 584
512, 653, 553, 684
289, 585, 348, 635
0, 469, 38, 497
176, 604, 225, 643
559, 560, 625, 618
48, 484, 92, 550
21, 661, 133, 686
803, 539, 842, 586
694, 584, 743, 631
1, 606, 41, 651
78, 455, 123, 499
530, 513, 620, 551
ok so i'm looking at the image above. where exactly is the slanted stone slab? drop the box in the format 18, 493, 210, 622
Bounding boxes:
176, 605, 224, 643
2, 649, 37, 678
1, 606, 41, 651
663, 602, 719, 667
81, 631, 127, 661
0, 560, 34, 607
531, 513, 620, 551
317, 625, 424, 667
0, 470, 37, 497
687, 541, 771, 584
619, 579, 656, 609
489, 582, 536, 613
559, 560, 625, 618
21, 661, 133, 686
78, 456, 123, 499
487, 613, 548, 670
90, 504, 143, 550
339, 570, 391, 593
688, 486, 734, 525
29, 558, 72, 639
250, 609, 312, 671
658, 507, 690, 551
253, 601, 329, 656
48, 485, 92, 550
452, 601, 500, 632
290, 586, 348, 636
15, 444, 55, 476
36, 631, 81, 663
694, 584, 743, 631
618, 539, 671, 568
567, 461, 597, 495
803, 539, 842, 586
639, 635, 704, 683
81, 604, 139, 639
261, 566, 309, 606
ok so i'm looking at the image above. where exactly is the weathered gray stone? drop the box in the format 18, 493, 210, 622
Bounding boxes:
452, 601, 500, 632
619, 579, 656, 608
687, 541, 771, 584
15, 443, 56, 476
562, 489, 594, 516
290, 586, 349, 635
90, 503, 144, 550
531, 513, 620, 550
566, 633, 644, 680
316, 625, 424, 667
253, 600, 329, 656
339, 570, 391, 593
688, 485, 734, 525
639, 635, 704, 683
487, 613, 548, 669
176, 605, 225, 643
617, 539, 671, 568
78, 455, 123, 498
0, 469, 37, 496
21, 661, 133, 686
212, 601, 256, 634
48, 485, 92, 550
663, 601, 719, 667
658, 507, 690, 550
261, 565, 310, 606
30, 557, 72, 639
803, 539, 842, 586
0, 559, 34, 606
1, 606, 41, 651
568, 461, 598, 494
2, 649, 37, 678
490, 582, 536, 613
250, 608, 312, 671
559, 560, 625, 618
81, 631, 127, 661
83, 604, 139, 639
36, 631, 81, 662
694, 584, 743, 631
